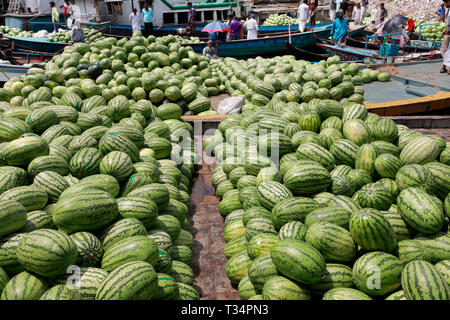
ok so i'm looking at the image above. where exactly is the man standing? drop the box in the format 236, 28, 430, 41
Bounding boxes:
378, 3, 387, 23
441, 0, 450, 73
229, 16, 242, 40
298, 0, 309, 32
187, 2, 196, 35
130, 8, 142, 34
142, 3, 154, 37
331, 9, 348, 44
246, 13, 258, 40
370, 5, 379, 27
437, 4, 446, 22
50, 2, 59, 33
352, 3, 362, 25
329, 0, 337, 20
361, 0, 368, 22
308, 0, 318, 30
60, 0, 73, 27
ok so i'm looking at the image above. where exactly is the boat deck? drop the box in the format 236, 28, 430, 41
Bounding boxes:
364, 61, 450, 103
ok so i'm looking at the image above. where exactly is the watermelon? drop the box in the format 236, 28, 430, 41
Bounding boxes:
262, 276, 311, 300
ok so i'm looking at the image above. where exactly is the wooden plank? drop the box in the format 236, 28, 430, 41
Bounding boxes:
366, 92, 450, 116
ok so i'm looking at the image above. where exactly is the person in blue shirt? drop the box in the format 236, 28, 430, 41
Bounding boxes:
330, 9, 348, 45
142, 2, 154, 37
209, 31, 218, 44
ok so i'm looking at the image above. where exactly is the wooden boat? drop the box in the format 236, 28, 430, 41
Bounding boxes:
183, 24, 332, 57
0, 64, 30, 82
284, 41, 329, 61
346, 36, 440, 53
5, 36, 69, 54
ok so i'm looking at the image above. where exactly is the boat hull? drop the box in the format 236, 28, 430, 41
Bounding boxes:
6, 36, 68, 53
186, 26, 331, 57
0, 64, 30, 82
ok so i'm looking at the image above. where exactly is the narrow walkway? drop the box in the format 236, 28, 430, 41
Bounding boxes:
188, 137, 240, 300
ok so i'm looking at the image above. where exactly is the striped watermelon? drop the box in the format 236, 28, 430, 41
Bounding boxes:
395, 164, 434, 192
20, 210, 56, 233
99, 151, 134, 182
101, 235, 158, 272
257, 181, 293, 210
374, 153, 400, 178
224, 220, 245, 243
170, 245, 193, 266
117, 196, 158, 229
322, 287, 372, 300
33, 171, 70, 202
246, 233, 279, 260
238, 275, 261, 300
262, 276, 311, 300
349, 208, 397, 252
224, 235, 247, 259
69, 147, 103, 179
283, 162, 331, 195
296, 142, 335, 171
245, 217, 277, 241
356, 183, 392, 211
96, 261, 158, 300
0, 199, 27, 237
401, 260, 450, 300
309, 263, 354, 296
424, 162, 450, 200
330, 139, 359, 167
400, 135, 435, 160
52, 190, 119, 233
385, 290, 407, 300
372, 118, 398, 143
352, 251, 403, 296
355, 143, 377, 176
328, 195, 361, 213
270, 239, 326, 284
277, 221, 307, 241
271, 197, 322, 229
16, 229, 78, 277
0, 185, 48, 211
152, 273, 179, 300
297, 111, 321, 133
1, 136, 49, 166
71, 232, 103, 267
127, 183, 170, 210
99, 133, 140, 163
398, 239, 432, 265
342, 119, 371, 146
226, 250, 251, 284
39, 284, 82, 300
170, 260, 195, 286
397, 187, 445, 234
148, 230, 173, 254
177, 282, 200, 300
435, 260, 450, 286
1, 271, 48, 300
305, 222, 356, 262
248, 254, 279, 290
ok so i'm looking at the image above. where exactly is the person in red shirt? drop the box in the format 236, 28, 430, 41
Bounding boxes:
407, 18, 415, 32
308, 0, 319, 30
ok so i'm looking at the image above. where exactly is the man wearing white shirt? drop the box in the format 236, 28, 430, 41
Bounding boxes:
298, 0, 309, 32
246, 14, 258, 40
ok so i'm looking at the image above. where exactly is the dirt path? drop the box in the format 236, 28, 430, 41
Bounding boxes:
188, 138, 240, 300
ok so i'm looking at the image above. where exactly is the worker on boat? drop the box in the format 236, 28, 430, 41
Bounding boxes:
246, 14, 259, 40
308, 0, 318, 30
437, 4, 446, 22
378, 3, 388, 23
298, 0, 309, 32
352, 3, 362, 25
331, 9, 348, 45
60, 0, 73, 27
50, 2, 59, 33
361, 0, 368, 22
71, 19, 86, 43
187, 2, 196, 35
441, 0, 450, 74
130, 8, 142, 35
229, 16, 243, 40
142, 3, 154, 37
370, 6, 379, 28
203, 40, 218, 59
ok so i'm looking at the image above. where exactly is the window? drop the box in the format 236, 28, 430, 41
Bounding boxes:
204, 11, 213, 21
163, 12, 175, 24
178, 11, 188, 24
105, 1, 123, 15
195, 10, 201, 22
217, 10, 222, 21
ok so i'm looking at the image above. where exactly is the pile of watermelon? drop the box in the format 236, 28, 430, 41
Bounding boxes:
0, 32, 219, 300
262, 14, 298, 27
209, 55, 390, 110
48, 28, 106, 44
204, 56, 450, 300
0, 26, 34, 38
